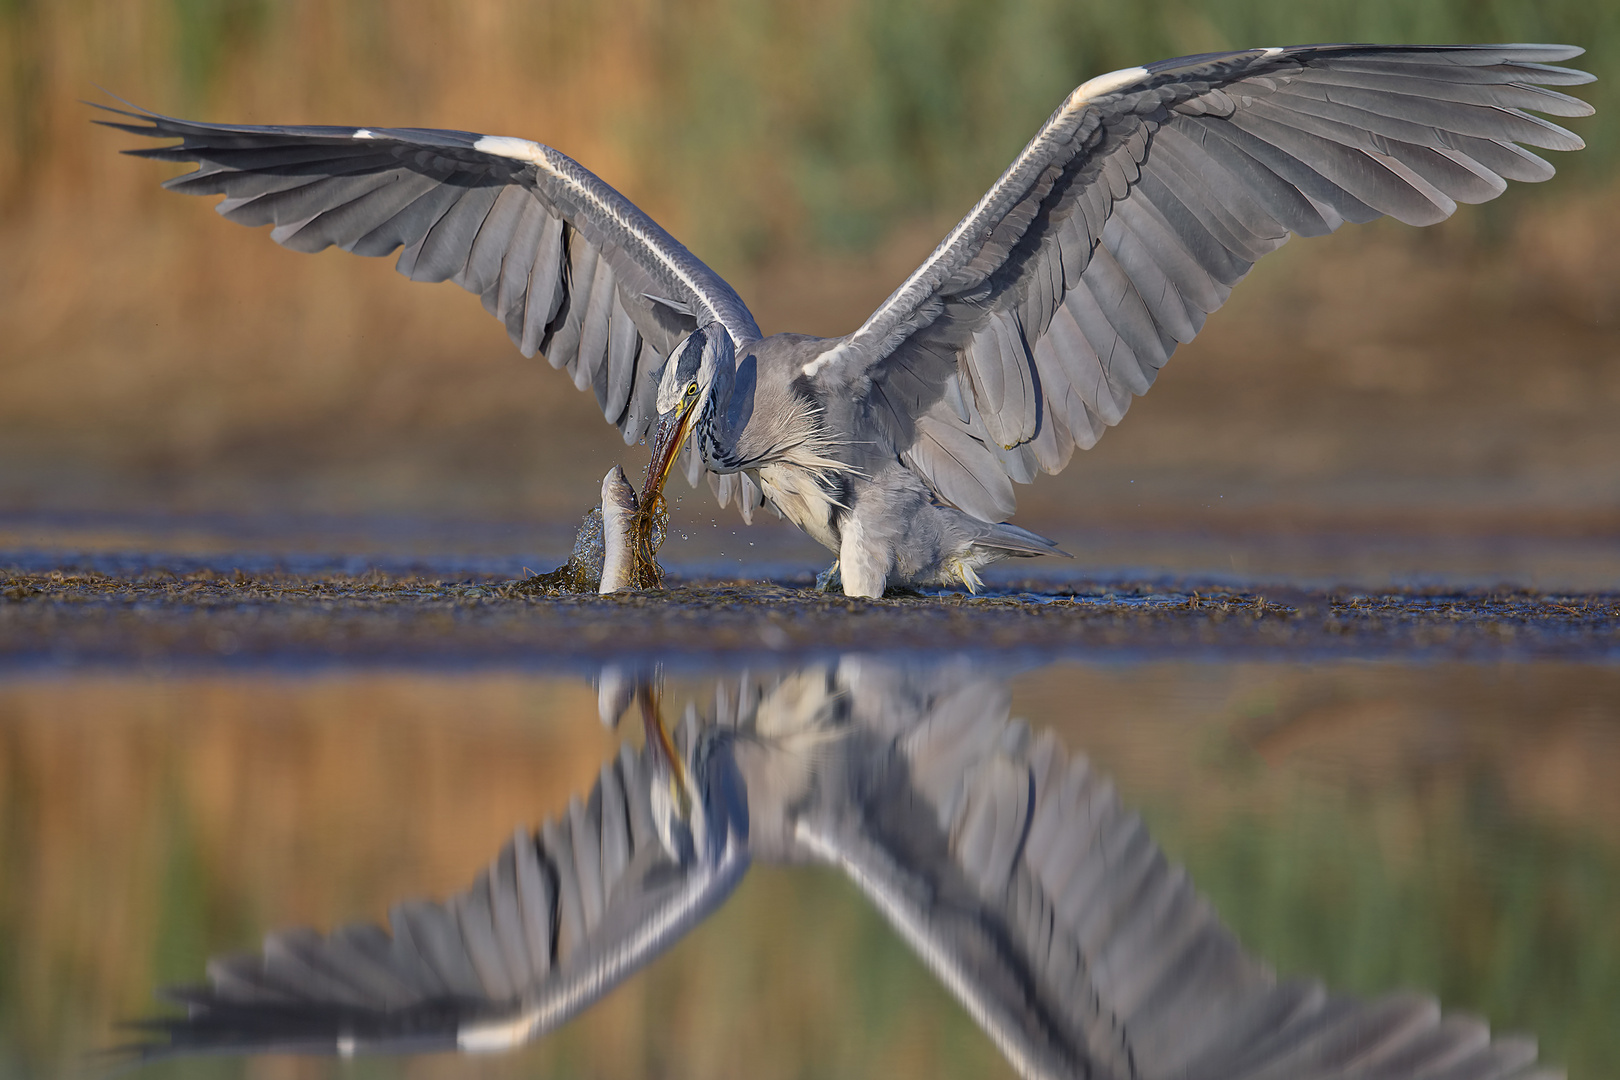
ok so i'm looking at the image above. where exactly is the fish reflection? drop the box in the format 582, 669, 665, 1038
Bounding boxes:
128, 659, 1548, 1079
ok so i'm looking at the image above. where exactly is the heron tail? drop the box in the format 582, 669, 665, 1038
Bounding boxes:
971, 521, 1070, 559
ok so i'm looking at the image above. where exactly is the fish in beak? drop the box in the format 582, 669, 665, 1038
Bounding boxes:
642, 396, 698, 509
610, 395, 696, 590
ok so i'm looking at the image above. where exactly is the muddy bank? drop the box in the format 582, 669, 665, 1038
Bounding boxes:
2, 566, 1615, 667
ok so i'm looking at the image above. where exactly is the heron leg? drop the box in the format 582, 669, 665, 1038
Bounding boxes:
814, 559, 842, 594
637, 682, 693, 819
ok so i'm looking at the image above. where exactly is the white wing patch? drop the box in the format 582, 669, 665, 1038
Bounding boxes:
800, 347, 840, 378
1061, 65, 1150, 111
458, 1015, 539, 1054
473, 134, 556, 170
352, 129, 376, 140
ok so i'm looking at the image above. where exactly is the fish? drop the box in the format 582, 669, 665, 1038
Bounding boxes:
522, 464, 664, 595
599, 465, 642, 595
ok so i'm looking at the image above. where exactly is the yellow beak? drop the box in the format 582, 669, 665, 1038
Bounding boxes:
642, 398, 697, 508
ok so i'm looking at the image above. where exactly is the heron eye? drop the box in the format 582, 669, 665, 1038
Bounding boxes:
685, 381, 699, 399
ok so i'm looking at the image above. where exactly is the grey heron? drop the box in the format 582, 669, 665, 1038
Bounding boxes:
125, 658, 1556, 1078
103, 44, 1594, 596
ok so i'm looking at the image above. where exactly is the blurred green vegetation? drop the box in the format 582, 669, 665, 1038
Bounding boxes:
637, 0, 1615, 261
166, 0, 269, 101
1152, 779, 1620, 1080
0, 0, 1610, 263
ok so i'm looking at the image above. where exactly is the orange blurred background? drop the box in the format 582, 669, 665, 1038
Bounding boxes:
1, 0, 1617, 577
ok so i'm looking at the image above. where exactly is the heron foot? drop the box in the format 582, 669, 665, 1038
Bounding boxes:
814, 560, 842, 594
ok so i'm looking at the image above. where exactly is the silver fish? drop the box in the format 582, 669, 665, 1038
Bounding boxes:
598, 465, 641, 595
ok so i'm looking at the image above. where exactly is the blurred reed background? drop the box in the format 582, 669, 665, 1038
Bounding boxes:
1, 0, 1618, 571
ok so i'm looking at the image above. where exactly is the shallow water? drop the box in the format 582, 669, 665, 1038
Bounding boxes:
3, 530, 1619, 1078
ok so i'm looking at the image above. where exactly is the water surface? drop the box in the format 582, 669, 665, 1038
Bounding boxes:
2, 652, 1615, 1078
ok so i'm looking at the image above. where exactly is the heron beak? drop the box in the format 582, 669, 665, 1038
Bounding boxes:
643, 399, 697, 506
637, 682, 692, 818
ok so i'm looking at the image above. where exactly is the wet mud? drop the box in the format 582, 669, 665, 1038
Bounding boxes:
2, 565, 1615, 667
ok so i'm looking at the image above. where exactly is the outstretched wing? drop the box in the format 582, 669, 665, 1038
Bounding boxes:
795, 670, 1549, 1080
125, 737, 749, 1060
804, 44, 1593, 521
99, 102, 763, 446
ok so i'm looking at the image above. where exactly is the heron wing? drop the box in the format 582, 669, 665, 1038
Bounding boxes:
795, 669, 1546, 1080
802, 44, 1592, 521
98, 103, 763, 446
124, 740, 749, 1060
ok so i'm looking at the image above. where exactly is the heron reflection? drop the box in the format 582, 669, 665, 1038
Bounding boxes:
126, 660, 1550, 1079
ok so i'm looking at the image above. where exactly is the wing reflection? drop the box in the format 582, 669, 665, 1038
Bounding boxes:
127, 658, 1547, 1079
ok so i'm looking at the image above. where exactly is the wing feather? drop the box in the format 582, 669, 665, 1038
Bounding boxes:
1062, 281, 1146, 411
804, 44, 1589, 523
543, 813, 587, 964
521, 211, 568, 357
603, 297, 642, 425
620, 338, 664, 446
498, 194, 549, 350
1178, 117, 1342, 236
489, 846, 535, 987
1101, 212, 1199, 344
399, 183, 501, 281
1111, 195, 1226, 315
573, 253, 618, 405
102, 104, 762, 446
1031, 327, 1100, 452
128, 739, 748, 1061
353, 179, 469, 259
901, 413, 1019, 520
1026, 397, 1074, 475
512, 824, 557, 978
802, 661, 1554, 1080
1136, 130, 1285, 265
542, 232, 596, 372
456, 876, 519, 1001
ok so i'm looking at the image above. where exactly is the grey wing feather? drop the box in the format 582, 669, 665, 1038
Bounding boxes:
97, 102, 762, 445
126, 739, 749, 1061
800, 667, 1550, 1080
807, 44, 1590, 521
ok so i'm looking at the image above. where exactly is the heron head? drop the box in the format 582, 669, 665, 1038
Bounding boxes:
646, 324, 735, 502
654, 324, 734, 415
